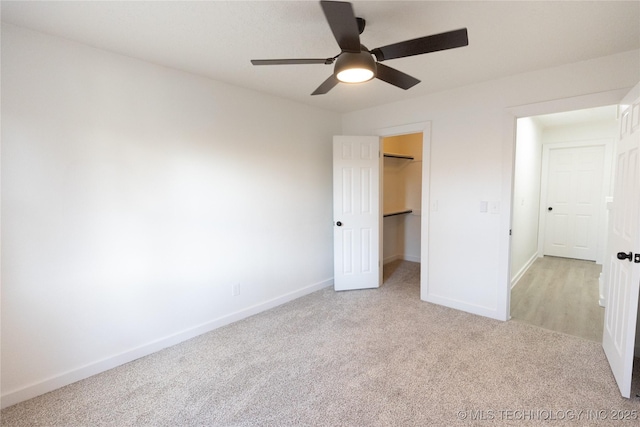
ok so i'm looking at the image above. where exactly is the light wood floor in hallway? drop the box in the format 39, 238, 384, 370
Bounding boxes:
511, 256, 604, 342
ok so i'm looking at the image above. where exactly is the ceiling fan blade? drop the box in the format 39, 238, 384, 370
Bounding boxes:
375, 63, 420, 90
251, 58, 333, 65
371, 28, 468, 61
311, 74, 340, 95
320, 1, 361, 53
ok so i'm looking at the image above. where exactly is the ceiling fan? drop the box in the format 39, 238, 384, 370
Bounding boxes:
251, 0, 468, 95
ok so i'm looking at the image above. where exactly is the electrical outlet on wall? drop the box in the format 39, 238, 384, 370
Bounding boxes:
232, 283, 240, 297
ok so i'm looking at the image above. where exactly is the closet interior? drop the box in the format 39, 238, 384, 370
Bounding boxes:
382, 133, 423, 273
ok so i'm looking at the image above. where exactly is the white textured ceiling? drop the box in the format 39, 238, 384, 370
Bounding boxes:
2, 1, 639, 113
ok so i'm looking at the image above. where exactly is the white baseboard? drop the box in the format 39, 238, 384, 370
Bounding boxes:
384, 254, 420, 264
510, 252, 539, 290
403, 254, 420, 263
421, 292, 503, 321
383, 254, 402, 264
1, 278, 333, 409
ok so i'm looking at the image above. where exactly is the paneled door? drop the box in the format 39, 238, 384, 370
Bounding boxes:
333, 136, 382, 291
543, 145, 605, 261
603, 89, 640, 398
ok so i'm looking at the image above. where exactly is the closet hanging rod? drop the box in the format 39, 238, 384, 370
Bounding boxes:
383, 209, 413, 217
383, 153, 414, 160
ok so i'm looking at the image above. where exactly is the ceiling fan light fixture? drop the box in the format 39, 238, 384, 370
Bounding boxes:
336, 67, 375, 83
334, 51, 376, 83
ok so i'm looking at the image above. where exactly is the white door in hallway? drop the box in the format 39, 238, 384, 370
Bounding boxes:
603, 89, 640, 398
543, 145, 605, 261
333, 136, 382, 291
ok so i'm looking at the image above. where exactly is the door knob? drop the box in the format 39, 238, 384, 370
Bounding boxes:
548, 207, 553, 211
617, 252, 633, 261
336, 221, 342, 226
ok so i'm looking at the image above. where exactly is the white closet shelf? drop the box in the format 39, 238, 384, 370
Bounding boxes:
383, 209, 413, 217
383, 152, 414, 160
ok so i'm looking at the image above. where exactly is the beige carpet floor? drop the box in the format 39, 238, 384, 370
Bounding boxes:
2, 260, 639, 426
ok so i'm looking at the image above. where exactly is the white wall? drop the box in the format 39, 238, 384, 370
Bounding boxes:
543, 119, 618, 147
342, 49, 640, 321
511, 118, 543, 286
1, 24, 340, 407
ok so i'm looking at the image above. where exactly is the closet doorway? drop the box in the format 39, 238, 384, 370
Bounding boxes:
382, 133, 423, 284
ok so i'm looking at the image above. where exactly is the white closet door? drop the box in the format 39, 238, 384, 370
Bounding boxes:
333, 136, 382, 291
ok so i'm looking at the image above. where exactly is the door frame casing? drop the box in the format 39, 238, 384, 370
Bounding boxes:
374, 122, 431, 300
504, 88, 631, 320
